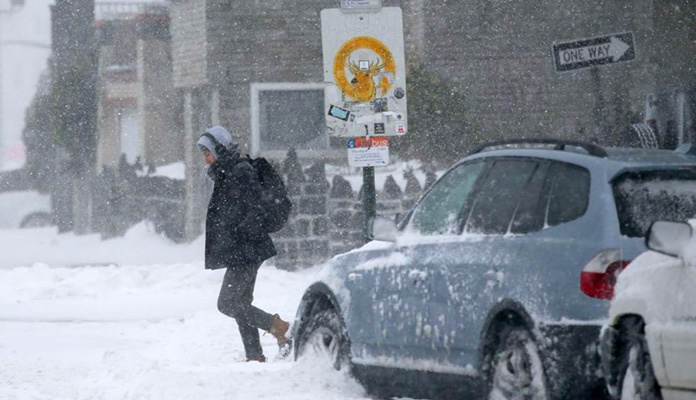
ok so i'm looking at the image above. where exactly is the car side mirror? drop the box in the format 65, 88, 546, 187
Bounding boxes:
368, 216, 398, 242
646, 220, 693, 257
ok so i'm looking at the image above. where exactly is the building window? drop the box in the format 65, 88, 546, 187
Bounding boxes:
250, 83, 343, 158
117, 103, 140, 164
98, 20, 138, 81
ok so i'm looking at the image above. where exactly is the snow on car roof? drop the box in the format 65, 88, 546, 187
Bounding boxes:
465, 143, 696, 168
603, 147, 696, 165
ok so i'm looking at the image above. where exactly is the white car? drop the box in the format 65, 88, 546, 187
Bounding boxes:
0, 169, 52, 229
600, 220, 696, 400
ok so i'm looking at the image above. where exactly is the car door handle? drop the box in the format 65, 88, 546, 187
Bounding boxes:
409, 269, 428, 282
348, 272, 363, 282
484, 270, 503, 285
484, 270, 498, 278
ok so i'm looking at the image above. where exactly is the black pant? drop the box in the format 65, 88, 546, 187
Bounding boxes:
217, 262, 274, 359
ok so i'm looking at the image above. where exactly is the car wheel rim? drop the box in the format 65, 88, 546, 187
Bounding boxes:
621, 342, 659, 400
490, 335, 547, 400
620, 347, 639, 400
306, 326, 340, 369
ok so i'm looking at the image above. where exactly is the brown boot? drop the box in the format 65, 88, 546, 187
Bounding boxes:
246, 355, 267, 363
269, 314, 290, 347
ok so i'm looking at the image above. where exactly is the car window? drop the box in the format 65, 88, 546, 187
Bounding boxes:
408, 161, 487, 235
613, 169, 696, 237
509, 162, 548, 234
465, 159, 538, 235
545, 162, 590, 227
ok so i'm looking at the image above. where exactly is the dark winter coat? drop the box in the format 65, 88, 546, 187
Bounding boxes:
204, 151, 277, 270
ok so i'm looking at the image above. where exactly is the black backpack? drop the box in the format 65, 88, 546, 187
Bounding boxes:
200, 131, 292, 233
245, 155, 293, 233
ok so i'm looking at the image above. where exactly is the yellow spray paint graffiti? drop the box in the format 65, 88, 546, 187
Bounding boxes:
333, 36, 396, 102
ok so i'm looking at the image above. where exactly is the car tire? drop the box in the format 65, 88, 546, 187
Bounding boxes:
617, 319, 662, 400
488, 326, 549, 400
296, 306, 350, 371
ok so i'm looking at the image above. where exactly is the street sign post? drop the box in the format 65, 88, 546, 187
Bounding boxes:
321, 4, 406, 240
552, 32, 635, 73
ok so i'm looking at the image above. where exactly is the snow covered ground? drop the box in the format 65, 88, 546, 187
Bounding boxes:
0, 223, 374, 400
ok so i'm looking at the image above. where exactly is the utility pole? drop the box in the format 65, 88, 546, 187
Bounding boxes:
51, 0, 97, 233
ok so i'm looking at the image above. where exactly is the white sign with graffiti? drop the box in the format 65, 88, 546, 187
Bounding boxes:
321, 7, 407, 137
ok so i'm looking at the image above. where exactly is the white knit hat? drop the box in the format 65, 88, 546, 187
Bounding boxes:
196, 126, 235, 158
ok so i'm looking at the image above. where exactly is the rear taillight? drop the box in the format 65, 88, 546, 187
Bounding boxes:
580, 249, 629, 299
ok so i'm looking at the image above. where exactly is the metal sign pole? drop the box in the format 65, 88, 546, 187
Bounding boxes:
591, 67, 606, 136
321, 3, 406, 241
362, 123, 376, 240
362, 165, 376, 240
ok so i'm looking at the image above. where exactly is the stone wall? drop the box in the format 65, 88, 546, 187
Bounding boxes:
270, 149, 432, 270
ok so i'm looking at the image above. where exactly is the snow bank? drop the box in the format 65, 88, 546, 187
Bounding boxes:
0, 224, 374, 400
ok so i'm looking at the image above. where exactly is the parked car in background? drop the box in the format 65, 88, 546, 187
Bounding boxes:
0, 169, 52, 229
600, 220, 696, 400
291, 139, 696, 399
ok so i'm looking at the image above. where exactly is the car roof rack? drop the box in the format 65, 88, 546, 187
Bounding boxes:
469, 138, 608, 158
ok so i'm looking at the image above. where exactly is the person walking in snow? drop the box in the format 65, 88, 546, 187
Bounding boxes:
197, 125, 291, 362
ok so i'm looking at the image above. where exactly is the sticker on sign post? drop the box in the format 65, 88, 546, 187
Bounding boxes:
347, 136, 389, 167
340, 0, 382, 12
328, 105, 351, 121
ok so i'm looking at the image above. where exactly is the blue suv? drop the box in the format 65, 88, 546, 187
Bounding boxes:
292, 139, 696, 399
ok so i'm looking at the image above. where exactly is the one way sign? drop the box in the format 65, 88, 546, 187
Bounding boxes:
552, 32, 635, 72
